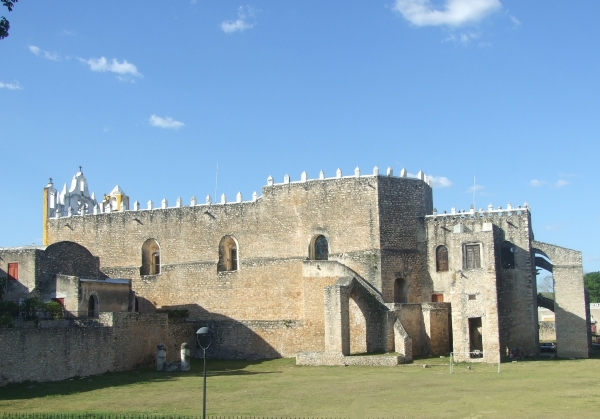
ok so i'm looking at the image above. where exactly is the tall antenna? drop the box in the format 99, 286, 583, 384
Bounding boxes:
214, 163, 219, 203
473, 176, 476, 209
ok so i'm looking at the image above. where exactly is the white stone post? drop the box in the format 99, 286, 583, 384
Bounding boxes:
157, 343, 166, 371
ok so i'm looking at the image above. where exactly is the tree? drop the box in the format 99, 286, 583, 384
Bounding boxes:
584, 272, 600, 303
0, 0, 18, 40
538, 274, 554, 293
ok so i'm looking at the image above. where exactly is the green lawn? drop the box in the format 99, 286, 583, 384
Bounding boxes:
1, 356, 599, 418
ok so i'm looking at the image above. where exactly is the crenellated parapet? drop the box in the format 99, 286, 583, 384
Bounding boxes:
425, 202, 531, 220
45, 166, 432, 220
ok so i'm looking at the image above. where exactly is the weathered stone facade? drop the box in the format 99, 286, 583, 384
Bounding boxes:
35, 168, 591, 363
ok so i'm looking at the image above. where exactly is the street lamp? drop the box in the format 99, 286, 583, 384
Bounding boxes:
196, 327, 212, 419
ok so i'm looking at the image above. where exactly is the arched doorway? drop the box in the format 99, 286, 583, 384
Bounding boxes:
394, 278, 408, 303
88, 295, 98, 318
141, 238, 161, 275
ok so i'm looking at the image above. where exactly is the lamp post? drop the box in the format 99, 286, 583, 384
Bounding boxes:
196, 327, 212, 419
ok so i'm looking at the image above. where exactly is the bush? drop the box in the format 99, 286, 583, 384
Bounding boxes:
19, 297, 44, 321
44, 300, 64, 319
0, 300, 19, 327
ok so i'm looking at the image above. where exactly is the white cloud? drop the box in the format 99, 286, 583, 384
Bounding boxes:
29, 45, 60, 61
149, 115, 185, 129
444, 31, 481, 44
427, 175, 452, 188
221, 6, 256, 33
530, 179, 545, 187
79, 57, 142, 79
509, 15, 521, 26
555, 179, 569, 188
393, 0, 502, 27
0, 80, 22, 90
545, 224, 561, 231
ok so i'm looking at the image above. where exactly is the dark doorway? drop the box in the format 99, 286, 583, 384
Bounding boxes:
394, 278, 408, 303
88, 295, 98, 318
468, 317, 483, 357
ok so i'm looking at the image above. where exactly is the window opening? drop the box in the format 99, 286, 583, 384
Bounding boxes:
436, 245, 449, 272
311, 235, 329, 261
468, 294, 477, 300
218, 236, 238, 272
501, 241, 515, 269
431, 293, 444, 302
7, 263, 18, 281
465, 244, 481, 270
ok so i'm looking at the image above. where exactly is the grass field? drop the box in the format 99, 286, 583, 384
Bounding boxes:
1, 355, 600, 419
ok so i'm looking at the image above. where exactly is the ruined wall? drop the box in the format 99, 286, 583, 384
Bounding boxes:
0, 313, 193, 386
425, 213, 503, 362
377, 176, 432, 303
533, 241, 588, 358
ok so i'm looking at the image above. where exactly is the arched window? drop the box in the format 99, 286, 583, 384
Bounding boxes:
501, 241, 515, 269
436, 245, 449, 272
310, 235, 329, 260
141, 238, 161, 275
88, 295, 98, 318
218, 235, 238, 272
394, 278, 408, 303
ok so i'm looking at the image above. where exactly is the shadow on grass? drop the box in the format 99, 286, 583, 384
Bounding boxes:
0, 358, 283, 401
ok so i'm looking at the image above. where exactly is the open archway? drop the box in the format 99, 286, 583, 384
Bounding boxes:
218, 235, 239, 272
141, 238, 161, 275
88, 294, 98, 318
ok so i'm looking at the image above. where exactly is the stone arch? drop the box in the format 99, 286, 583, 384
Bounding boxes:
88, 294, 98, 318
309, 234, 329, 261
141, 238, 161, 275
394, 277, 408, 303
436, 245, 449, 272
218, 235, 239, 272
501, 241, 515, 269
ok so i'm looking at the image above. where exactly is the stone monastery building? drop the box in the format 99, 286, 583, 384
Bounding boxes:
4, 167, 590, 364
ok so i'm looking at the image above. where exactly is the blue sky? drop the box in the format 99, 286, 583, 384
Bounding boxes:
1, 1, 599, 273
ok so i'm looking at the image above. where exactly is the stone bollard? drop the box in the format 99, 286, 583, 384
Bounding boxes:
180, 343, 190, 372
157, 343, 166, 371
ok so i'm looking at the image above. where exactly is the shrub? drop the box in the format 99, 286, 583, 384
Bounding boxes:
44, 300, 64, 319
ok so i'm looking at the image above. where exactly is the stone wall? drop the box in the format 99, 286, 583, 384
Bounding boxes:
0, 313, 194, 386
539, 321, 556, 342
46, 176, 431, 357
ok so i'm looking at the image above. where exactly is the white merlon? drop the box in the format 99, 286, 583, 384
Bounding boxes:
488, 203, 493, 211
319, 170, 325, 180
301, 171, 307, 182
221, 193, 227, 204
148, 200, 154, 210
267, 175, 274, 186
507, 202, 512, 210
336, 168, 342, 178
400, 168, 407, 178
236, 192, 242, 203
387, 167, 393, 176
284, 174, 290, 184
451, 206, 456, 215
252, 191, 258, 202
134, 201, 140, 211
206, 195, 212, 204
417, 170, 424, 180
93, 205, 98, 215
191, 196, 197, 206
162, 199, 168, 209
355, 167, 360, 177
524, 201, 529, 209
176, 197, 182, 208
373, 166, 379, 176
